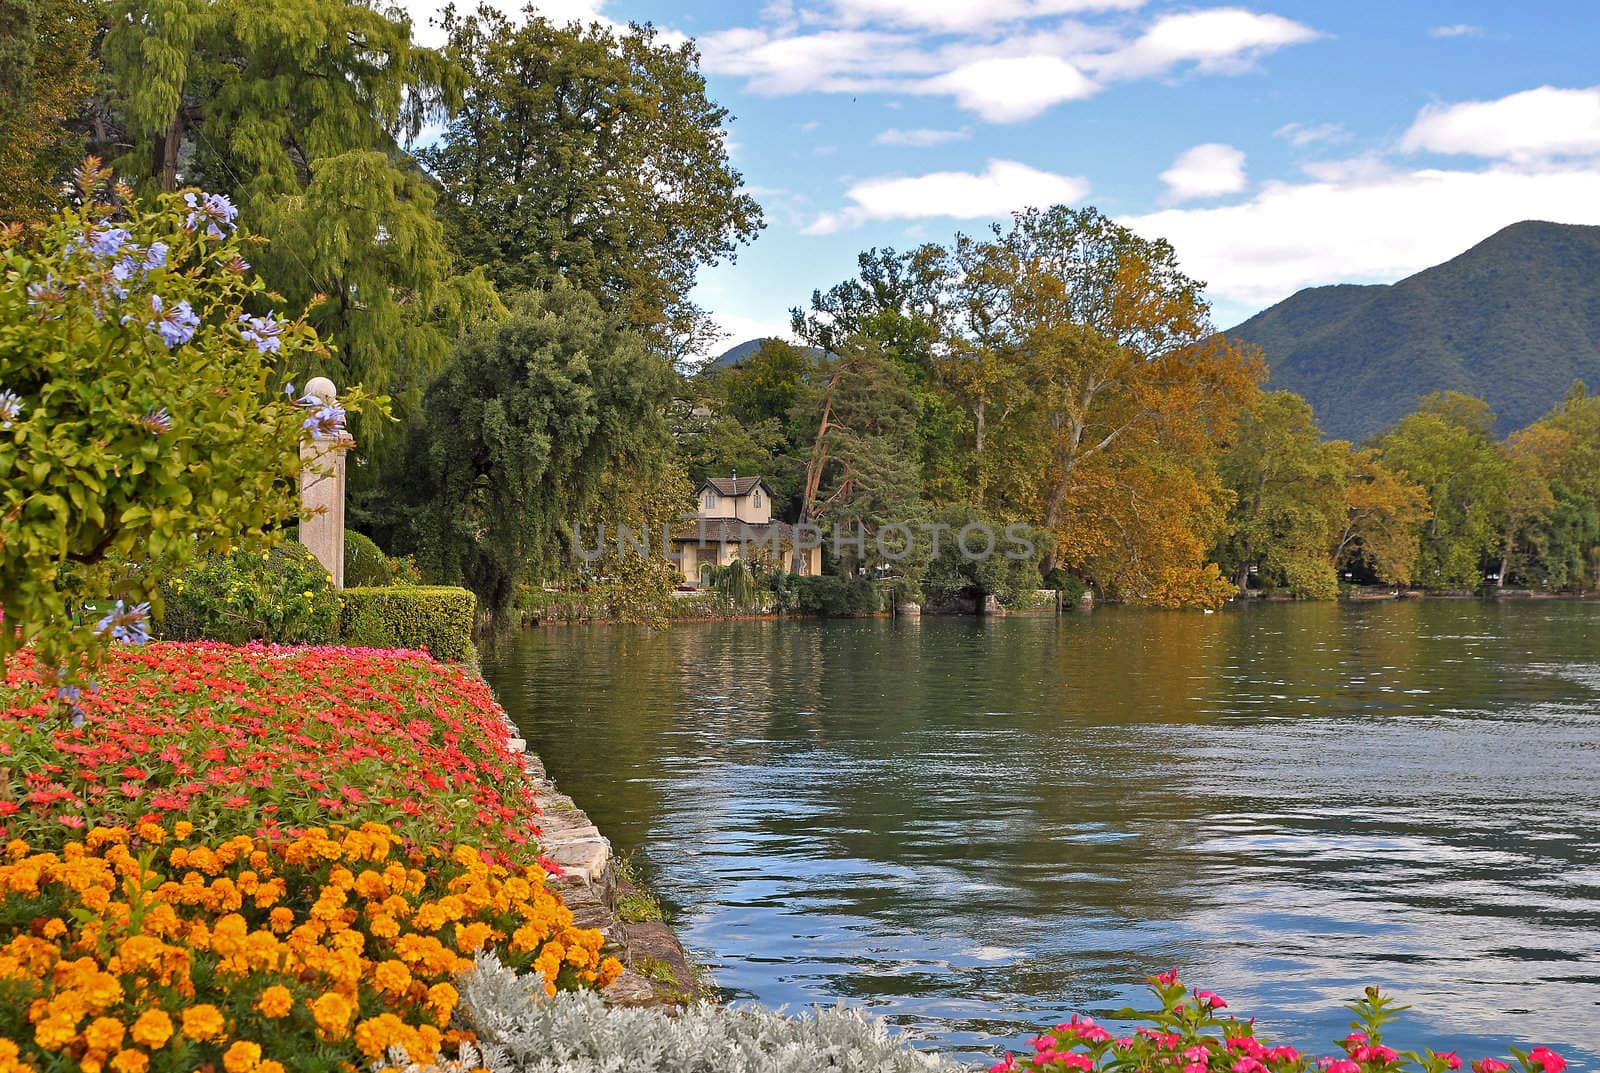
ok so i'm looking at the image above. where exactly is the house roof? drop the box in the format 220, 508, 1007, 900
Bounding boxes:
700, 476, 770, 497
669, 518, 801, 544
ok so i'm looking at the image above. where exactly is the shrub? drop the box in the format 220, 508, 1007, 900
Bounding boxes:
0, 823, 622, 1073
340, 586, 476, 662
447, 950, 960, 1073
345, 530, 395, 587
779, 575, 882, 617
0, 161, 374, 685
0, 643, 536, 856
157, 543, 339, 644
990, 971, 1568, 1073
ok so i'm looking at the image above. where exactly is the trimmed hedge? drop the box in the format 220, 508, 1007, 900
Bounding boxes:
343, 530, 395, 587
339, 585, 476, 661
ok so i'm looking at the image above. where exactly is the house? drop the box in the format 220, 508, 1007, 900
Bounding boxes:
670, 476, 822, 584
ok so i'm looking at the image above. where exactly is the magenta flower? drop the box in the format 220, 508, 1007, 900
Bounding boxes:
1473, 1061, 1509, 1073
1195, 989, 1228, 1009
1434, 1054, 1462, 1071
1528, 1049, 1566, 1073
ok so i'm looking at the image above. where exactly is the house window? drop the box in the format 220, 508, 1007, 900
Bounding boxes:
703, 490, 717, 509
752, 490, 762, 507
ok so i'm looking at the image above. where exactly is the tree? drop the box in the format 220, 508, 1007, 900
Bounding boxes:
1328, 445, 1430, 586
712, 338, 818, 430
420, 5, 762, 357
0, 166, 351, 683
795, 340, 926, 575
0, 0, 97, 227
949, 207, 1262, 606
1516, 382, 1600, 591
403, 284, 672, 614
1216, 392, 1345, 598
1376, 392, 1508, 589
1495, 423, 1566, 586
100, 0, 492, 423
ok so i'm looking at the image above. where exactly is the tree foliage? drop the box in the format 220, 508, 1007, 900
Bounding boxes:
404, 284, 672, 614
420, 5, 763, 357
0, 0, 97, 227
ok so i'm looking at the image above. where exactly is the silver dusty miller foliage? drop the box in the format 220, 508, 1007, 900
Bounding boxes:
380, 950, 972, 1073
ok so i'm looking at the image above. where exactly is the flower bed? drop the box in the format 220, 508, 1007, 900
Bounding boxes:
0, 643, 539, 859
0, 821, 621, 1072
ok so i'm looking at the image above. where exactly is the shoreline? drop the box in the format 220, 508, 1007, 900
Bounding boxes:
492, 707, 705, 1008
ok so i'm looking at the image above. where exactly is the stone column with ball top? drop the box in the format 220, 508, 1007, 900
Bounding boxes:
298, 377, 354, 589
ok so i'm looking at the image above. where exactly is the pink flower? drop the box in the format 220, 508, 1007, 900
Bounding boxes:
1326, 1060, 1361, 1073
990, 1056, 1018, 1073
1434, 1053, 1462, 1071
1345, 1034, 1370, 1046
1473, 1061, 1510, 1073
1185, 1064, 1209, 1073
1059, 1055, 1094, 1071
1353, 1045, 1398, 1064
1232, 1059, 1266, 1073
1269, 1048, 1302, 1064
1529, 1049, 1566, 1073
1115, 1039, 1135, 1050
1153, 968, 1183, 987
1184, 1046, 1211, 1064
1195, 990, 1228, 1010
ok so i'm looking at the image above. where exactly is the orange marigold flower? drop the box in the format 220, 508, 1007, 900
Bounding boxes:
130, 1010, 173, 1049
109, 1050, 148, 1073
135, 823, 164, 844
310, 992, 353, 1040
258, 1063, 285, 1073
267, 907, 294, 933
84, 1016, 126, 1052
257, 985, 293, 1019
181, 1004, 225, 1042
173, 821, 194, 839
372, 959, 411, 995
222, 1040, 261, 1073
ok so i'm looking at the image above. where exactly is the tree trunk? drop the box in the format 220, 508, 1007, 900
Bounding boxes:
159, 110, 183, 192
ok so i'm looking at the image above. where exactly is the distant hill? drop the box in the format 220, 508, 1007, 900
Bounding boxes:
703, 337, 826, 372
1224, 221, 1600, 440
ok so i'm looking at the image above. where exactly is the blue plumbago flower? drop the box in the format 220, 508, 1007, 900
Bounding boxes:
88, 226, 130, 259
303, 403, 347, 437
55, 684, 81, 704
184, 191, 238, 239
26, 276, 66, 314
95, 600, 152, 645
239, 312, 285, 354
147, 295, 199, 349
138, 407, 173, 434
284, 382, 297, 398
0, 389, 23, 429
144, 241, 169, 270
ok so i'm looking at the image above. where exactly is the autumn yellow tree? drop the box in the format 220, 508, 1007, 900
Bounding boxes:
945, 207, 1262, 607
1328, 444, 1431, 586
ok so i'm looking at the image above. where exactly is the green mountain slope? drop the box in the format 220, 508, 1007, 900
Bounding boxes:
1224, 221, 1600, 440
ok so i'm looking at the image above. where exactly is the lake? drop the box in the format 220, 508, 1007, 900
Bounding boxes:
482, 601, 1600, 1063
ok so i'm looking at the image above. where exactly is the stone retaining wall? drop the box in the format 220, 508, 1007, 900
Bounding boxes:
496, 715, 703, 1008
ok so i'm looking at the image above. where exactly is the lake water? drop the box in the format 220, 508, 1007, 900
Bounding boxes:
483, 601, 1600, 1064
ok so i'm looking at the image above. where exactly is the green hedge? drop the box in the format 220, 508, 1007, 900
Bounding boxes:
343, 530, 395, 588
776, 575, 883, 616
339, 586, 476, 662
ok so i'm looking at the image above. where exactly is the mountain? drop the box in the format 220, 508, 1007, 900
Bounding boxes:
1223, 221, 1600, 441
703, 337, 826, 372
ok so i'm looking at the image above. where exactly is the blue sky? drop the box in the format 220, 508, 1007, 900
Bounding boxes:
402, 1, 1600, 358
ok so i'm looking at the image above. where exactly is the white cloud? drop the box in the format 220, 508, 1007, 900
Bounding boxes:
699, 6, 1320, 123
1124, 162, 1600, 321
829, 0, 1143, 32
876, 127, 973, 147
806, 159, 1090, 234
1430, 23, 1482, 38
916, 55, 1098, 122
1083, 8, 1320, 81
1160, 143, 1248, 202
1274, 121, 1350, 147
1401, 86, 1600, 162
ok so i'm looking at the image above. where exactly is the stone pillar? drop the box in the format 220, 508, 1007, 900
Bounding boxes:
298, 377, 354, 589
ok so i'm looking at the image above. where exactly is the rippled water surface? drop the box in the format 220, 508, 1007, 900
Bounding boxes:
483, 602, 1600, 1062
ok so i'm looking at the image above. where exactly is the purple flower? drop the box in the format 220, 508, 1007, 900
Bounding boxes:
184, 190, 238, 238
239, 312, 285, 354
144, 242, 169, 270
95, 600, 152, 646
26, 277, 65, 313
0, 390, 22, 429
147, 295, 199, 348
303, 403, 346, 437
138, 407, 172, 434
284, 382, 297, 397
88, 226, 130, 258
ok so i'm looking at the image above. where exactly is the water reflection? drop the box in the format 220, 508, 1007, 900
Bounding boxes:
483, 602, 1600, 1063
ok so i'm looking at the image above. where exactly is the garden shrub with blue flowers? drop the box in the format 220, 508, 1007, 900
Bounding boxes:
0, 160, 374, 692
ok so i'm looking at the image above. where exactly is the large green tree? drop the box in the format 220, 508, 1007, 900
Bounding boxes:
420, 5, 762, 357
403, 284, 673, 614
100, 0, 492, 417
1377, 391, 1508, 589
